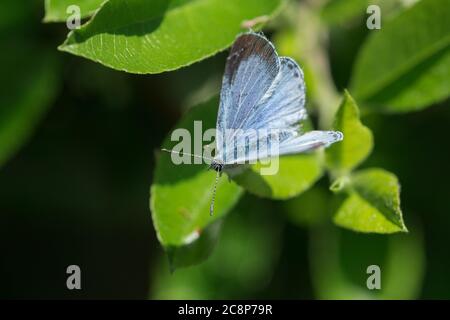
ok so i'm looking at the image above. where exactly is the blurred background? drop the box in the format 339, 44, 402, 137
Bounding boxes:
0, 0, 449, 299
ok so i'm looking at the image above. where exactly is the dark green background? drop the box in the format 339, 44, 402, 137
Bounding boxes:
0, 0, 449, 299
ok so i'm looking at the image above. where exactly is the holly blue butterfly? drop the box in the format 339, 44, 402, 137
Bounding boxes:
164, 31, 343, 215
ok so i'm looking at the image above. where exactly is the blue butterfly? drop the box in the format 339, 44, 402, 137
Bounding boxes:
164, 32, 343, 215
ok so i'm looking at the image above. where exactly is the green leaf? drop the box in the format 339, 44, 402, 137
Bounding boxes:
166, 219, 222, 271
334, 168, 408, 233
0, 47, 59, 168
326, 91, 373, 175
321, 0, 369, 26
350, 0, 450, 112
233, 152, 323, 200
150, 97, 243, 247
44, 0, 106, 22
151, 196, 283, 298
321, 0, 409, 26
58, 0, 283, 74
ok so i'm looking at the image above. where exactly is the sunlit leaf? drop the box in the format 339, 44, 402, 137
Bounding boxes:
150, 97, 243, 247
326, 91, 373, 175
44, 0, 105, 22
233, 152, 323, 200
351, 0, 450, 112
334, 168, 408, 233
58, 0, 283, 74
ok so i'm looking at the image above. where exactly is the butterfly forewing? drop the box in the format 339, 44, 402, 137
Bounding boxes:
246, 57, 307, 131
217, 33, 279, 155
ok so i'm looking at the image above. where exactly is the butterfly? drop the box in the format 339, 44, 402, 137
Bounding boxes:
163, 31, 343, 215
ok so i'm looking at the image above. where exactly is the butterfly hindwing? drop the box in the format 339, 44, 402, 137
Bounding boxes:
276, 131, 344, 156
242, 57, 307, 131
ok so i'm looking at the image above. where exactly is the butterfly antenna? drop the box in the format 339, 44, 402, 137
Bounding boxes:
161, 148, 213, 162
210, 170, 221, 216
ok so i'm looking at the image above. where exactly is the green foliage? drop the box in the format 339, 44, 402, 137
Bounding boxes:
326, 91, 373, 176
310, 226, 424, 299
36, 0, 445, 288
151, 94, 323, 260
321, 0, 407, 26
0, 48, 58, 168
323, 92, 407, 234
151, 196, 282, 299
321, 0, 369, 26
334, 168, 407, 233
0, 0, 447, 300
44, 0, 105, 22
284, 186, 331, 227
233, 153, 323, 199
150, 97, 243, 248
58, 0, 283, 74
0, 1, 35, 30
166, 219, 222, 271
351, 0, 450, 112
1, 0, 60, 169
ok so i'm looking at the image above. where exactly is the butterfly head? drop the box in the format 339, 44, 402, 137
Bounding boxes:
209, 159, 224, 173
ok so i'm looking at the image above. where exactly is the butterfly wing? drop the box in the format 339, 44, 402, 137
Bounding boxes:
239, 57, 307, 131
229, 130, 343, 164
276, 130, 343, 156
216, 32, 279, 157
217, 32, 342, 165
